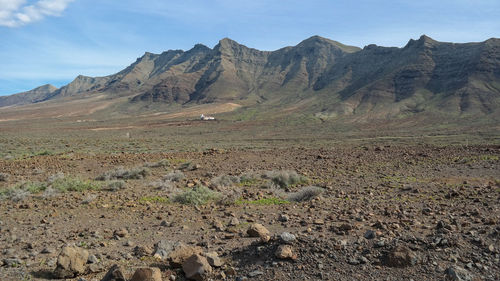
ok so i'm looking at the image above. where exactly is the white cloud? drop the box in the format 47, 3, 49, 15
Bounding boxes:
0, 0, 73, 27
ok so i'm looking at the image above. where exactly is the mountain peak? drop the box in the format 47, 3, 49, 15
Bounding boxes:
404, 34, 439, 49
298, 35, 360, 53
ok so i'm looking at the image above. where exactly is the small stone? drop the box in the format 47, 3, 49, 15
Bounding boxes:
382, 245, 418, 267
280, 232, 296, 243
275, 245, 297, 260
445, 266, 474, 281
41, 247, 54, 254
247, 223, 270, 238
124, 240, 134, 247
54, 246, 89, 278
347, 257, 360, 265
168, 243, 203, 267
229, 217, 240, 226
225, 266, 237, 276
134, 245, 153, 257
204, 251, 224, 267
88, 263, 102, 273
182, 254, 212, 281
213, 220, 224, 231
88, 254, 99, 264
278, 214, 289, 222
3, 258, 22, 267
100, 264, 126, 281
313, 219, 324, 225
160, 221, 169, 227
113, 228, 128, 238
248, 270, 264, 277
364, 230, 376, 239
130, 267, 162, 281
488, 244, 495, 253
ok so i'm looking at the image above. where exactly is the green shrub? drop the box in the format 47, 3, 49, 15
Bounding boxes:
236, 197, 289, 205
51, 177, 101, 192
173, 185, 220, 205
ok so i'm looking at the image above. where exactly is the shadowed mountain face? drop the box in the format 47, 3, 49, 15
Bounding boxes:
1, 35, 499, 119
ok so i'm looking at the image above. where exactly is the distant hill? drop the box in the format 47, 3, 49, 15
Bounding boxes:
1, 35, 499, 121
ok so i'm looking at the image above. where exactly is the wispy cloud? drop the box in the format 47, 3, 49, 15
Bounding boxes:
0, 0, 73, 27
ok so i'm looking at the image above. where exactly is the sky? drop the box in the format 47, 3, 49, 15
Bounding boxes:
0, 0, 499, 96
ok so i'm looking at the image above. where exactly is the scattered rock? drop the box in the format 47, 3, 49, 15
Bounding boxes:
88, 254, 99, 264
100, 264, 126, 281
364, 230, 376, 239
130, 267, 162, 281
278, 214, 289, 222
248, 270, 264, 277
445, 266, 474, 281
114, 228, 128, 238
3, 258, 22, 267
229, 217, 240, 226
280, 232, 296, 243
382, 245, 418, 267
168, 243, 203, 267
275, 245, 297, 260
182, 254, 212, 281
204, 251, 224, 267
247, 223, 270, 242
134, 245, 153, 257
54, 246, 89, 278
154, 240, 176, 260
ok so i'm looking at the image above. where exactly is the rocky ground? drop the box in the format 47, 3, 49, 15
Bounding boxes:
0, 144, 499, 280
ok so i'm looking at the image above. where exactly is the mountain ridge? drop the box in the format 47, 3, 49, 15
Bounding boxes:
1, 35, 499, 122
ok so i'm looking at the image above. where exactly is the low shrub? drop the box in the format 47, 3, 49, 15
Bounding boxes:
105, 180, 126, 192
0, 172, 9, 182
265, 170, 308, 189
287, 186, 324, 202
51, 177, 101, 192
236, 197, 289, 205
96, 166, 150, 181
211, 175, 240, 188
173, 185, 220, 205
144, 159, 170, 168
163, 170, 185, 182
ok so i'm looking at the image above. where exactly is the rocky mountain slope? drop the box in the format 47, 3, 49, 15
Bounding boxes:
1, 35, 499, 120
0, 84, 58, 107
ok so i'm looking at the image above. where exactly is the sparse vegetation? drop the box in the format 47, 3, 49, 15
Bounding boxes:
105, 180, 126, 191
51, 177, 101, 192
144, 159, 170, 168
96, 166, 150, 181
287, 186, 324, 202
178, 162, 198, 171
173, 185, 220, 205
264, 170, 308, 189
236, 197, 289, 205
0, 172, 9, 182
211, 174, 240, 188
139, 196, 169, 204
163, 170, 185, 182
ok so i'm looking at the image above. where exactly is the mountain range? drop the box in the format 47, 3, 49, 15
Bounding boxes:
1, 35, 499, 122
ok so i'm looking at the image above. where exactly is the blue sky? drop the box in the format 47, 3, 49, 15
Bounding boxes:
1, 0, 499, 96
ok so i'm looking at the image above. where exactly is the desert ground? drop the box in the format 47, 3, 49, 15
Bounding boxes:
0, 114, 499, 281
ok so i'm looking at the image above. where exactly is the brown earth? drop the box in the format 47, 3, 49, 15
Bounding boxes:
0, 144, 499, 280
